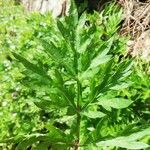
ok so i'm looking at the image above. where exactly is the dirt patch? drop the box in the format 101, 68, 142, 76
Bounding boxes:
120, 0, 150, 37
119, 0, 150, 61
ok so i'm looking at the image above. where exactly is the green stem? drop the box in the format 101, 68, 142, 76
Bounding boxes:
75, 79, 82, 150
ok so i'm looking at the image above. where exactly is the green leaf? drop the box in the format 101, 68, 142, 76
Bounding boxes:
77, 34, 95, 54
57, 20, 70, 41
34, 99, 52, 110
57, 87, 77, 112
97, 140, 149, 149
34, 142, 51, 150
66, 0, 78, 29
82, 111, 106, 119
89, 55, 111, 69
76, 20, 96, 54
103, 3, 123, 35
89, 38, 113, 68
80, 67, 100, 80
41, 39, 63, 61
34, 95, 68, 110
54, 69, 64, 86
110, 82, 132, 90
82, 53, 111, 80
46, 124, 67, 142
126, 127, 150, 141
41, 40, 75, 76
109, 60, 133, 85
82, 60, 114, 110
15, 134, 50, 150
12, 52, 51, 82
96, 127, 150, 149
96, 98, 133, 109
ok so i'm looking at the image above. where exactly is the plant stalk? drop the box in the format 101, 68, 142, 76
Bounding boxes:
74, 79, 82, 150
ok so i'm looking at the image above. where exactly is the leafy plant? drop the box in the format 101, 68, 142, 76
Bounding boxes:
0, 1, 50, 147
1, 0, 150, 150
118, 58, 150, 122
